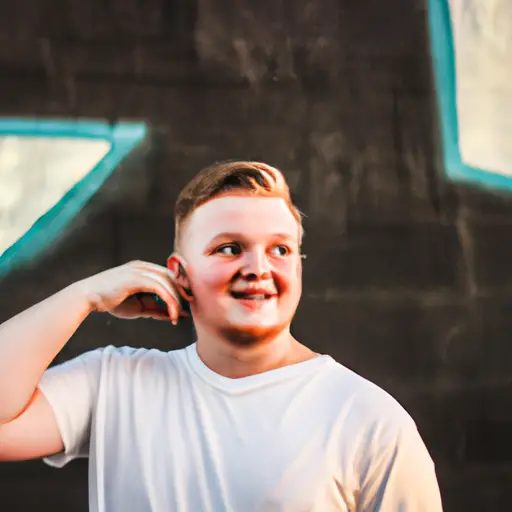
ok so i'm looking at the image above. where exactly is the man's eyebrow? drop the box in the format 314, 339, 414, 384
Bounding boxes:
207, 232, 243, 244
271, 233, 296, 241
208, 232, 296, 244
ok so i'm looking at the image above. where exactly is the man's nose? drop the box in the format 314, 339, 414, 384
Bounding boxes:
240, 249, 271, 280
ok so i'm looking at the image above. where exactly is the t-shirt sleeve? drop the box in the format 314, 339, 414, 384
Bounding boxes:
37, 347, 105, 468
356, 417, 443, 511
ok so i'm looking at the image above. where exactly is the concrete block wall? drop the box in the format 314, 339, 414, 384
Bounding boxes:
1, 1, 512, 510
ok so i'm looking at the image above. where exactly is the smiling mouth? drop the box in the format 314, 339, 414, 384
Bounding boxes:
230, 291, 276, 301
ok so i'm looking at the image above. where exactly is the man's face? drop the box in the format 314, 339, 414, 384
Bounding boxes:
178, 194, 302, 345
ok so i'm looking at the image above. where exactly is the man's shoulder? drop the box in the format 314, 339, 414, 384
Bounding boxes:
61, 343, 190, 379
323, 359, 416, 433
103, 343, 187, 362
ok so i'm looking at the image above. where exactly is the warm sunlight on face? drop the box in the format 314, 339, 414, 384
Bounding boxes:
180, 195, 303, 345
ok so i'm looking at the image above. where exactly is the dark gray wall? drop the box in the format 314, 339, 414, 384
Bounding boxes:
2, 1, 512, 510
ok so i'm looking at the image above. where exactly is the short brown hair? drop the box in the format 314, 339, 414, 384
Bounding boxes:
174, 160, 303, 249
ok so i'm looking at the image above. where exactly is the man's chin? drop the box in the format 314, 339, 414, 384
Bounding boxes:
218, 323, 287, 346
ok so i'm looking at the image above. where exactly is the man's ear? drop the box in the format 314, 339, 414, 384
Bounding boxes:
167, 253, 193, 300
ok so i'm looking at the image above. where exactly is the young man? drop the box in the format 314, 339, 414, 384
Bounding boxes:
0, 161, 443, 511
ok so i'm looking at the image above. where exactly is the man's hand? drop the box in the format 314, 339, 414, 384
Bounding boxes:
80, 261, 184, 324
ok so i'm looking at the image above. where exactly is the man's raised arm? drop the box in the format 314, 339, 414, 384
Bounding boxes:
0, 261, 181, 461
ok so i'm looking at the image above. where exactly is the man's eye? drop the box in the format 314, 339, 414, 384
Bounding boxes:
269, 245, 290, 257
216, 244, 241, 256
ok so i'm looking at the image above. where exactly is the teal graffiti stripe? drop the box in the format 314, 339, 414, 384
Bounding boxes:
428, 0, 512, 192
0, 119, 147, 277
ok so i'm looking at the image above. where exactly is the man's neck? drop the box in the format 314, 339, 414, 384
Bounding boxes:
194, 329, 317, 379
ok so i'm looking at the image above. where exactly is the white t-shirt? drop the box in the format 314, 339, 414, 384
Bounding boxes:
38, 344, 443, 512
